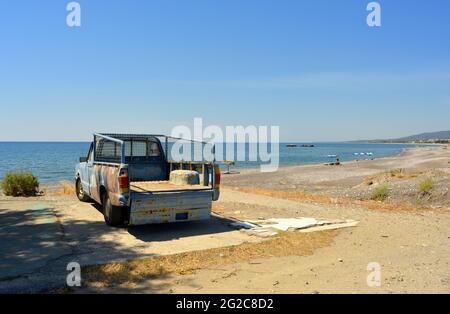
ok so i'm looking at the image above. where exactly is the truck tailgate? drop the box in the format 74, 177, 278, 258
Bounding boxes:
129, 189, 213, 225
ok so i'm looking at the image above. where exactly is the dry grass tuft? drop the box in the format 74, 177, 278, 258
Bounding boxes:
236, 187, 339, 204
364, 168, 421, 185
51, 181, 75, 196
418, 177, 434, 194
233, 186, 439, 213
83, 230, 337, 288
371, 184, 389, 201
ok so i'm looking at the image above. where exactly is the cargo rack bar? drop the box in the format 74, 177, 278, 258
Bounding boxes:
94, 133, 216, 164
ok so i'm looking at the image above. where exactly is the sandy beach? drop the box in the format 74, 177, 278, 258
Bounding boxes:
1, 146, 449, 293
223, 145, 450, 208
190, 145, 450, 293
118, 145, 449, 294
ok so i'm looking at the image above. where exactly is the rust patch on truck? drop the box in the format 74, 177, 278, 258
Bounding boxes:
90, 164, 121, 206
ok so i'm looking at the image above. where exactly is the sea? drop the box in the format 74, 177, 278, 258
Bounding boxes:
0, 142, 425, 183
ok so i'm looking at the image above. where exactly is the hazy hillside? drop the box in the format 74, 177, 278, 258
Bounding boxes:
351, 130, 450, 143
394, 130, 450, 142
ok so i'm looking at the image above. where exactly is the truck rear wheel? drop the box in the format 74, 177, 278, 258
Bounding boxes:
102, 192, 122, 226
76, 178, 90, 202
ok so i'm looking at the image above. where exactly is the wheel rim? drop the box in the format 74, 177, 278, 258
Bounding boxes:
77, 180, 84, 198
104, 197, 111, 221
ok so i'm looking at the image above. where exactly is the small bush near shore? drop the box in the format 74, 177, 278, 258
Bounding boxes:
1, 172, 39, 196
371, 184, 389, 201
418, 177, 434, 194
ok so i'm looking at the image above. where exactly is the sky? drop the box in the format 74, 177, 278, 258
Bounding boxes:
0, 0, 449, 142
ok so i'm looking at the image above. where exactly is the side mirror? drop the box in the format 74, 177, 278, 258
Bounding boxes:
79, 157, 87, 163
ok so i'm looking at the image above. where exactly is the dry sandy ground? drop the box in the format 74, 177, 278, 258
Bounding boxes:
166, 189, 450, 293
223, 146, 450, 201
1, 146, 449, 293
84, 146, 450, 293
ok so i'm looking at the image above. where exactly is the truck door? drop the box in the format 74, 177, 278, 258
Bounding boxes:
85, 143, 94, 195
79, 143, 93, 196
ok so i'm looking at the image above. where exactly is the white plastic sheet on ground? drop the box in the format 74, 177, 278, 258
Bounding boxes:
256, 218, 324, 231
228, 217, 358, 236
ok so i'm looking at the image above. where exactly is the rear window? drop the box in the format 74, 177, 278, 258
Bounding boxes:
95, 139, 121, 162
95, 137, 161, 162
124, 140, 161, 157
148, 141, 160, 156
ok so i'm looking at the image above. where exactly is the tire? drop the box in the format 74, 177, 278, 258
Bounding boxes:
102, 192, 123, 226
76, 178, 90, 202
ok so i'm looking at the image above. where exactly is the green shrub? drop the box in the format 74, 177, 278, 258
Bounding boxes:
418, 177, 434, 194
1, 172, 39, 196
371, 184, 389, 201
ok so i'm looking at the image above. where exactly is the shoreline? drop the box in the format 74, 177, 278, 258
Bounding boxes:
220, 145, 439, 176
37, 146, 445, 189
6, 143, 448, 190
220, 143, 445, 174
220, 144, 450, 210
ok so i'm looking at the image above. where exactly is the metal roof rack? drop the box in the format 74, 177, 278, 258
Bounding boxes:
96, 133, 210, 145
93, 133, 216, 164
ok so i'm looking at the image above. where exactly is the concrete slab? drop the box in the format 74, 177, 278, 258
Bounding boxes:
0, 197, 262, 292
0, 202, 72, 279
54, 200, 262, 266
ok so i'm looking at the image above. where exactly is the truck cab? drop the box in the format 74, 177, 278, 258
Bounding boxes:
75, 133, 220, 226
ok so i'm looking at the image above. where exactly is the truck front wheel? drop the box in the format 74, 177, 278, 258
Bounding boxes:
102, 192, 123, 226
76, 178, 90, 202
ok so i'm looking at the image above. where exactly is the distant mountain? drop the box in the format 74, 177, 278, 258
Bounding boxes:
351, 130, 450, 143
393, 130, 450, 142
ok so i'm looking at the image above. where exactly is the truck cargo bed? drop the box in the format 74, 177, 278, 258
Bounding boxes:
130, 181, 211, 192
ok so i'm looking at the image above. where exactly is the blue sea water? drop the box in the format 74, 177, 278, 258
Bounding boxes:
0, 142, 424, 183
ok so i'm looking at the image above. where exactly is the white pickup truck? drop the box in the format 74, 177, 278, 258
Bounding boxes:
75, 133, 220, 226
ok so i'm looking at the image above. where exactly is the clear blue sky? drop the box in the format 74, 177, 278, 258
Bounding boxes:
1, 0, 449, 141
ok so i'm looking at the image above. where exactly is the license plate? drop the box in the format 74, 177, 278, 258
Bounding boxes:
175, 212, 189, 220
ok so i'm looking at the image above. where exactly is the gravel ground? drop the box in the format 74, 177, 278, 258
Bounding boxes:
1, 146, 449, 293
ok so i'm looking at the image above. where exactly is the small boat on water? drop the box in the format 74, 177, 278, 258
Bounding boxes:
354, 152, 374, 156
286, 143, 315, 148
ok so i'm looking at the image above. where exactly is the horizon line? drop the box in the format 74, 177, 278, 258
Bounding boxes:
0, 140, 408, 144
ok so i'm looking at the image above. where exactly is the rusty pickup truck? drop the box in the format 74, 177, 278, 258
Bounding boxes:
75, 133, 220, 226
